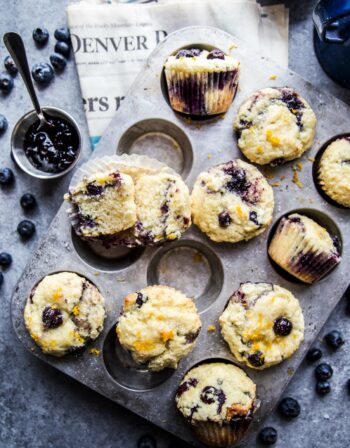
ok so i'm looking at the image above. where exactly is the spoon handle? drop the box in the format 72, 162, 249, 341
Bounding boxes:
3, 32, 42, 116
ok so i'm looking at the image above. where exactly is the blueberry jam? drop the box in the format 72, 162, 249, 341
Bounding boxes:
23, 115, 79, 173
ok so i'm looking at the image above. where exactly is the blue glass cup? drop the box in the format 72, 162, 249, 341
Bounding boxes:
313, 0, 350, 88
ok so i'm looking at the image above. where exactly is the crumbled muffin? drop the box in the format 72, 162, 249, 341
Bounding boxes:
176, 362, 257, 447
234, 87, 317, 165
220, 282, 304, 369
116, 285, 201, 371
268, 213, 341, 283
24, 272, 105, 356
191, 159, 274, 243
318, 136, 350, 207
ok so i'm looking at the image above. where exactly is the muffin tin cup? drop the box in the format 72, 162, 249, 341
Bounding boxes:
11, 26, 350, 447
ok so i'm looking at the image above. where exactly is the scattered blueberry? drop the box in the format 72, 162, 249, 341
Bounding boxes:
315, 363, 333, 381
306, 347, 322, 362
278, 397, 300, 418
248, 351, 265, 367
176, 378, 198, 397
207, 49, 225, 60
42, 306, 63, 329
17, 220, 35, 238
218, 211, 231, 227
0, 272, 3, 286
200, 386, 226, 414
32, 27, 49, 45
0, 252, 12, 267
54, 27, 70, 42
135, 292, 148, 308
0, 114, 8, 135
316, 380, 331, 395
176, 49, 195, 58
249, 210, 259, 225
4, 56, 17, 75
31, 63, 54, 85
0, 167, 14, 185
86, 184, 103, 196
325, 330, 345, 350
258, 427, 278, 445
50, 53, 67, 71
273, 317, 293, 336
20, 193, 37, 210
55, 41, 71, 58
137, 435, 157, 448
0, 73, 14, 94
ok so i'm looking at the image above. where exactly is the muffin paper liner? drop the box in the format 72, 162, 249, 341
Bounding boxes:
165, 68, 239, 116
268, 217, 341, 284
66, 154, 178, 243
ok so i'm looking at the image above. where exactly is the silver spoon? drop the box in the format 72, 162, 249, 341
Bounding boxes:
3, 32, 50, 129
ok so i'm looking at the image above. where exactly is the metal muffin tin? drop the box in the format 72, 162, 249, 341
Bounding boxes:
12, 27, 350, 446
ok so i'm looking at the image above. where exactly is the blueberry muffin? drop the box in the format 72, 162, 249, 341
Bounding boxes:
65, 170, 136, 239
268, 213, 341, 283
24, 272, 105, 356
234, 87, 317, 165
164, 48, 240, 116
66, 169, 191, 246
219, 283, 304, 369
191, 160, 274, 243
318, 136, 350, 207
176, 362, 257, 447
116, 286, 201, 371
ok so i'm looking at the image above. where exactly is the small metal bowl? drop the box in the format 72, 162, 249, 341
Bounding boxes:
11, 106, 82, 180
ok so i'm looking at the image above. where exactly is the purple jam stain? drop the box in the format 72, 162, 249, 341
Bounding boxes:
218, 211, 232, 227
280, 88, 304, 130
135, 292, 148, 308
207, 49, 225, 60
200, 386, 226, 414
42, 306, 63, 329
273, 317, 293, 336
249, 211, 259, 225
23, 116, 79, 173
247, 351, 265, 367
86, 184, 103, 196
185, 327, 201, 343
176, 377, 198, 397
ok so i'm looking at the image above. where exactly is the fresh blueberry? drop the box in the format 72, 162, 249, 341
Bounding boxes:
273, 317, 293, 336
50, 53, 67, 71
4, 56, 17, 75
31, 63, 54, 85
306, 347, 322, 362
207, 49, 225, 60
0, 73, 14, 94
316, 380, 331, 395
248, 351, 265, 367
176, 49, 194, 58
315, 363, 333, 381
0, 114, 8, 135
325, 330, 345, 350
54, 27, 70, 42
137, 435, 157, 448
0, 252, 12, 267
278, 397, 300, 418
0, 272, 3, 286
42, 306, 63, 329
55, 41, 71, 58
17, 220, 35, 238
218, 211, 231, 227
20, 193, 37, 210
0, 167, 14, 185
258, 427, 278, 445
32, 27, 49, 45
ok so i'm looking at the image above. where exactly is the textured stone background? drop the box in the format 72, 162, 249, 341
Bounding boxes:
0, 0, 349, 447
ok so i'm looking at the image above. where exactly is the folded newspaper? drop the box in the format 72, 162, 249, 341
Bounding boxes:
67, 0, 289, 147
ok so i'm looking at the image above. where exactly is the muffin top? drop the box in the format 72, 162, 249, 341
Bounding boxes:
191, 159, 274, 243
176, 362, 256, 424
234, 87, 317, 165
318, 137, 350, 207
164, 48, 239, 73
219, 283, 304, 369
24, 272, 105, 356
116, 285, 201, 371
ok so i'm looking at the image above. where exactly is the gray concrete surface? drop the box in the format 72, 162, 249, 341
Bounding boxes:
0, 1, 349, 447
